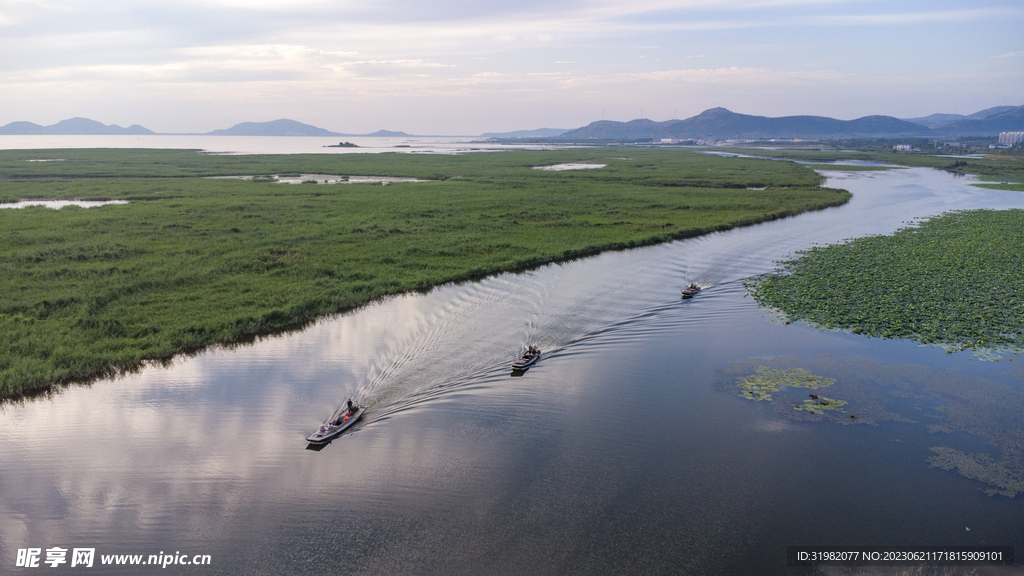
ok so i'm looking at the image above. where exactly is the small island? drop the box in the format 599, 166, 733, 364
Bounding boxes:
324, 141, 359, 148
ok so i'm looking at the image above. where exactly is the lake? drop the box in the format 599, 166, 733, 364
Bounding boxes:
0, 135, 566, 155
2, 166, 1023, 574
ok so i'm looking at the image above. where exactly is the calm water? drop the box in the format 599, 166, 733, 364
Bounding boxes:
0, 200, 129, 209
0, 135, 565, 155
3, 167, 1024, 575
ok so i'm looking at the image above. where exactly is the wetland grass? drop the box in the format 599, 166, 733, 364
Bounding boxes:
0, 148, 848, 398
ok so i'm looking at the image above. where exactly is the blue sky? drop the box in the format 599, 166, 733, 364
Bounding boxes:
1, 0, 1021, 134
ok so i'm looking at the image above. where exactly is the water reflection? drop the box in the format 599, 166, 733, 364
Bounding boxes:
2, 168, 1024, 574
0, 200, 128, 209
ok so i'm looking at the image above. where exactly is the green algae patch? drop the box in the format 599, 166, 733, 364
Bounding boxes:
736, 366, 836, 401
734, 365, 847, 415
745, 209, 1024, 355
928, 447, 1024, 498
723, 354, 1024, 497
793, 396, 847, 415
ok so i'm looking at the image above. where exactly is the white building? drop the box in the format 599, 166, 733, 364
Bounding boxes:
998, 132, 1024, 147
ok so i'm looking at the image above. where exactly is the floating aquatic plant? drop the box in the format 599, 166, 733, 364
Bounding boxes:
792, 396, 847, 414
745, 210, 1024, 355
928, 447, 1024, 498
736, 366, 836, 402
725, 354, 1024, 496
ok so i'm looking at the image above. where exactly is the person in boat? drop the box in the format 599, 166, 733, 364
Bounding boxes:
347, 399, 355, 414
689, 283, 698, 290
319, 424, 327, 433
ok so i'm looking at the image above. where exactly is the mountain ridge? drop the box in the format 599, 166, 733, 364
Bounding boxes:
557, 106, 1024, 141
0, 117, 154, 135
207, 119, 340, 137
481, 128, 571, 139
902, 106, 1018, 128
3, 106, 1021, 140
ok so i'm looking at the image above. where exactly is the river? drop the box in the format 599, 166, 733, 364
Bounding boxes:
2, 167, 1023, 574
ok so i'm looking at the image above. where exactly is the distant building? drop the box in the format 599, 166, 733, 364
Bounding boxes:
893, 144, 917, 151
998, 132, 1024, 147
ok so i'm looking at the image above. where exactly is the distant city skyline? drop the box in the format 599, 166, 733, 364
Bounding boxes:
1, 0, 1022, 135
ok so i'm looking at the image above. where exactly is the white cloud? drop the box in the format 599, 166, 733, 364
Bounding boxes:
623, 66, 847, 85
0, 0, 1021, 132
806, 7, 1023, 26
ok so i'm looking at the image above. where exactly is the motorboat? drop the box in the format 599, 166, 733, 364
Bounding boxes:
681, 283, 701, 299
511, 346, 541, 370
306, 402, 364, 444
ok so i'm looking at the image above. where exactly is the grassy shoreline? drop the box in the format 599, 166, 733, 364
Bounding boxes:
1, 147, 850, 399
715, 145, 1024, 180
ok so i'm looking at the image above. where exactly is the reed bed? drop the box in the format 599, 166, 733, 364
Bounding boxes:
0, 147, 848, 398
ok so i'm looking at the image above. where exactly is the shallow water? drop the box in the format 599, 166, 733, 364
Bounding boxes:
532, 163, 607, 171
206, 174, 429, 184
2, 168, 1024, 575
0, 199, 128, 209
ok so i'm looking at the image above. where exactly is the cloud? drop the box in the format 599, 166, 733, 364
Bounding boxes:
1, 0, 1021, 132
622, 66, 847, 85
805, 7, 1023, 26
0, 42, 458, 88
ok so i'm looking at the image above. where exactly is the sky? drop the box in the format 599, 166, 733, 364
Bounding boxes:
0, 0, 1022, 135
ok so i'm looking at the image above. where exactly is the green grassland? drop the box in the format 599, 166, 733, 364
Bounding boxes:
0, 147, 848, 398
746, 209, 1024, 354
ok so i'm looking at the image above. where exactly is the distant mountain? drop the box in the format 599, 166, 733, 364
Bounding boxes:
326, 129, 411, 137
0, 117, 154, 135
559, 119, 667, 140
558, 108, 930, 141
480, 128, 570, 139
901, 113, 971, 129
965, 106, 1019, 121
207, 119, 340, 136
352, 130, 411, 137
204, 122, 417, 137
902, 106, 1018, 128
935, 105, 1024, 136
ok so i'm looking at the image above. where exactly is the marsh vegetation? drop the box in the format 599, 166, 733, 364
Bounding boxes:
0, 147, 848, 398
